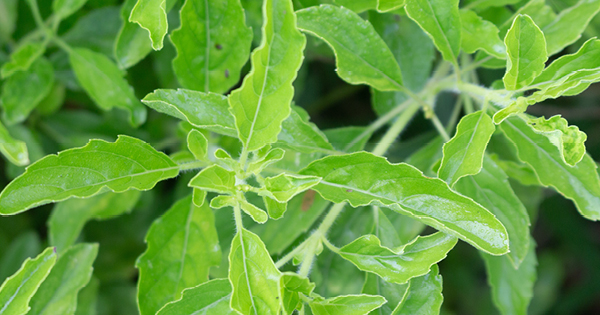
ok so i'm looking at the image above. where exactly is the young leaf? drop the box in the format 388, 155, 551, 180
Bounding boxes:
499, 116, 600, 220
114, 0, 153, 69
276, 106, 335, 154
142, 89, 237, 137
482, 237, 537, 315
228, 228, 281, 315
0, 247, 57, 315
137, 195, 221, 315
247, 148, 285, 175
395, 264, 443, 315
188, 165, 236, 194
27, 243, 98, 315
263, 196, 287, 220
210, 195, 236, 209
261, 174, 321, 202
405, 0, 461, 65
460, 9, 506, 59
0, 135, 178, 215
239, 198, 268, 224
438, 110, 495, 186
309, 294, 387, 315
503, 15, 547, 91
300, 152, 509, 255
1, 57, 53, 125
156, 279, 235, 315
362, 273, 408, 315
187, 129, 208, 161
338, 232, 457, 284
228, 0, 306, 152
279, 272, 315, 315
455, 156, 531, 267
129, 0, 168, 50
0, 121, 29, 166
296, 5, 404, 91
53, 0, 88, 20
0, 42, 46, 78
171, 0, 253, 93
48, 191, 141, 253
528, 115, 587, 166
542, 0, 600, 56
69, 47, 147, 126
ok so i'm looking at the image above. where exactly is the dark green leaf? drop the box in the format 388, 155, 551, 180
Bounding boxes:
395, 264, 443, 315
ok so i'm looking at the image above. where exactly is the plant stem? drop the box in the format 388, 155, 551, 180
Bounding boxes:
233, 203, 243, 231
178, 160, 210, 171
372, 103, 420, 156
275, 240, 307, 268
26, 0, 50, 37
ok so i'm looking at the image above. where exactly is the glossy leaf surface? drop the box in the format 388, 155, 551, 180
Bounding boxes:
396, 264, 443, 315
0, 135, 178, 215
309, 294, 387, 315
114, 0, 154, 69
156, 279, 234, 315
0, 121, 28, 166
188, 165, 236, 194
261, 173, 321, 202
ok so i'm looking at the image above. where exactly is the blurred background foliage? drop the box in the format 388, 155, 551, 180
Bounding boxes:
0, 0, 599, 314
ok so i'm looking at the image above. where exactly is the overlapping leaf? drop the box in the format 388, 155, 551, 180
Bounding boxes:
156, 279, 235, 315
395, 265, 443, 315
53, 0, 88, 20
362, 273, 408, 315
188, 165, 236, 194
0, 42, 46, 78
528, 115, 587, 166
542, 0, 600, 56
0, 121, 28, 166
309, 294, 387, 315
460, 9, 505, 59
129, 0, 168, 50
279, 273, 315, 314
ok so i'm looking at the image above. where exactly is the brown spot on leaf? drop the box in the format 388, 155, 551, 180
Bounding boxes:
215, 44, 222, 50
302, 190, 316, 211
225, 69, 230, 78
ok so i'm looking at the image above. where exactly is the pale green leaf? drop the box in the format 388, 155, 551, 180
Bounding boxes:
482, 237, 537, 315
187, 129, 208, 161
229, 228, 281, 315
0, 120, 29, 166
300, 152, 509, 255
48, 191, 141, 253
171, 0, 252, 93
338, 232, 457, 284
502, 14, 547, 90
210, 195, 236, 209
239, 198, 268, 224
263, 196, 287, 220
296, 4, 404, 91
309, 294, 387, 315
493, 96, 529, 124
395, 264, 443, 315
53, 0, 88, 19
261, 173, 321, 203
438, 110, 495, 186
156, 279, 235, 315
542, 0, 600, 56
455, 156, 531, 266
460, 9, 505, 59
0, 247, 57, 315
247, 148, 285, 175
114, 0, 153, 69
129, 0, 168, 50
362, 273, 408, 315
193, 188, 207, 207
377, 0, 404, 12
28, 244, 98, 315
462, 0, 520, 11
69, 47, 147, 126
1, 57, 53, 125
188, 165, 236, 194
0, 42, 46, 78
229, 0, 306, 152
276, 106, 335, 154
528, 115, 587, 166
405, 0, 461, 65
499, 116, 600, 220
279, 272, 315, 315
142, 89, 237, 137
0, 0, 18, 41
0, 231, 41, 281
0, 135, 178, 215
333, 0, 376, 13
137, 195, 221, 315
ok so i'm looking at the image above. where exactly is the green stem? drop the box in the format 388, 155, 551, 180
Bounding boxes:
275, 240, 307, 268
372, 103, 420, 156
233, 203, 244, 231
321, 237, 340, 253
178, 160, 210, 171
52, 36, 73, 53
26, 0, 52, 39
446, 95, 463, 134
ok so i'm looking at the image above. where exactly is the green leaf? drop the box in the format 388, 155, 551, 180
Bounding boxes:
395, 264, 443, 315
0, 231, 41, 281
377, 0, 404, 12
532, 39, 600, 87
333, 0, 376, 13
309, 294, 387, 315
0, 120, 29, 166
28, 244, 98, 315
171, 0, 252, 93
324, 126, 371, 153
462, 0, 520, 11
373, 207, 403, 249
187, 129, 208, 161
276, 106, 335, 154
247, 147, 285, 175
114, 0, 153, 69
0, 0, 18, 42
0, 135, 178, 215
502, 14, 547, 91
239, 198, 269, 224
129, 0, 168, 50
405, 0, 461, 65
0, 247, 57, 315
188, 165, 236, 194
69, 47, 146, 126
156, 279, 235, 315
438, 110, 495, 186
62, 7, 122, 57
279, 272, 315, 315
297, 5, 404, 91
53, 0, 88, 20
300, 152, 509, 255
338, 232, 457, 284
137, 195, 221, 315
261, 173, 321, 203
263, 196, 287, 220
210, 195, 236, 209
528, 115, 587, 166
74, 277, 98, 315
0, 42, 46, 78
460, 9, 505, 59
406, 137, 443, 177
228, 228, 281, 315
48, 191, 141, 253
193, 188, 207, 207
499, 116, 600, 220
542, 0, 600, 56
1, 57, 53, 125
362, 273, 408, 315
455, 156, 531, 267
482, 237, 537, 315
229, 0, 306, 152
